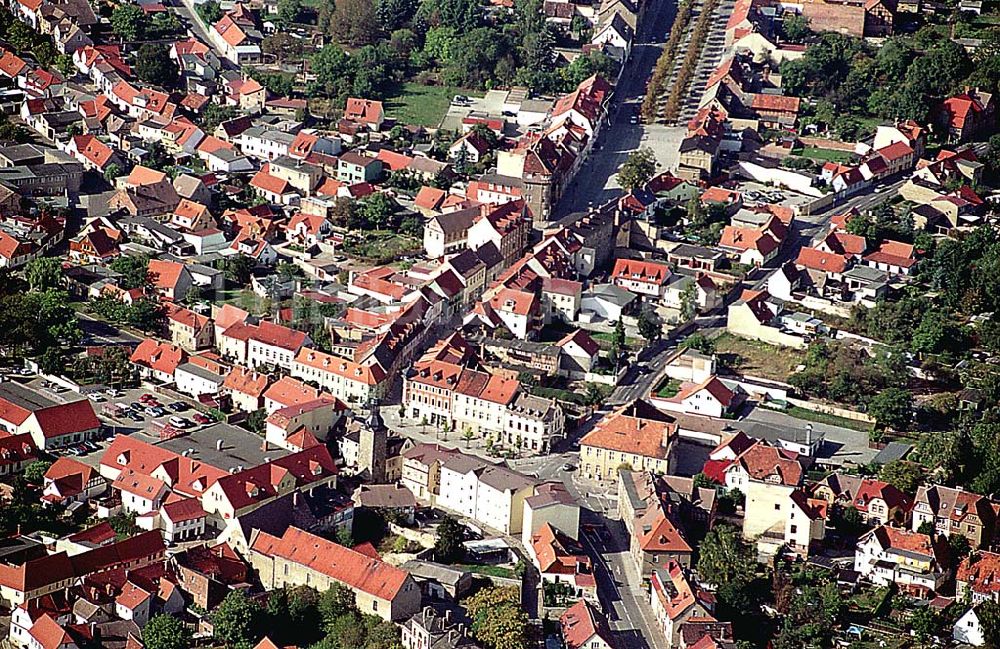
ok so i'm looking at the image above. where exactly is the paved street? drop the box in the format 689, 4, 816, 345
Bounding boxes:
582, 513, 666, 649
556, 0, 685, 216
78, 313, 142, 346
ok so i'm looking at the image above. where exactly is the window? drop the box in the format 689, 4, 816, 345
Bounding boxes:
774, 503, 780, 510
372, 601, 378, 612
790, 525, 797, 534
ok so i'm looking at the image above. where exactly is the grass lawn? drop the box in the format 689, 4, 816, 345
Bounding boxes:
785, 405, 871, 432
590, 330, 642, 350
656, 378, 681, 398
341, 230, 422, 264
713, 333, 806, 383
384, 83, 476, 128
796, 146, 854, 163
454, 564, 516, 579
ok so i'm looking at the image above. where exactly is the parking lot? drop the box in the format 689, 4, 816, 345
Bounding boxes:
19, 378, 217, 465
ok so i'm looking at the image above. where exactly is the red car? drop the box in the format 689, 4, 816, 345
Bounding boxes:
192, 413, 211, 425
140, 394, 156, 403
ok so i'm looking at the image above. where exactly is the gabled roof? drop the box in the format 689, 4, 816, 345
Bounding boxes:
561, 600, 613, 649
250, 526, 410, 602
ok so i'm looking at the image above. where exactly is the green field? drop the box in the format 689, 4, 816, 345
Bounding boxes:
795, 146, 854, 163
384, 83, 474, 128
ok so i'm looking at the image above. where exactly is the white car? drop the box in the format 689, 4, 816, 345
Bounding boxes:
87, 393, 106, 403
168, 416, 190, 429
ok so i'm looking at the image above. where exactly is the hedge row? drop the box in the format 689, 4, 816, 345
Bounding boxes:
640, 0, 695, 123
661, 0, 721, 124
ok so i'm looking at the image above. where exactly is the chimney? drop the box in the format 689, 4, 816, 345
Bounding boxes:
261, 439, 269, 451
444, 610, 452, 624
216, 439, 224, 451
805, 424, 813, 446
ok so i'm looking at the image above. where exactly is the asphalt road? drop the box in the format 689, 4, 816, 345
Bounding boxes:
556, 0, 684, 216
78, 313, 142, 346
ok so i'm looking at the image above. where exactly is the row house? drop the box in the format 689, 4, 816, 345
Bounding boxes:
437, 454, 536, 534
0, 531, 165, 607
812, 473, 911, 527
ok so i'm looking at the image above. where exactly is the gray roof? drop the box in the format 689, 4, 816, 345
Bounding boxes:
583, 283, 636, 307
401, 560, 471, 587
145, 422, 288, 473
477, 465, 535, 493
872, 441, 912, 465
843, 265, 889, 283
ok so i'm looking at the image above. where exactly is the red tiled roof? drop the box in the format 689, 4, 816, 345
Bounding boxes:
251, 526, 410, 602
211, 446, 337, 511
796, 247, 848, 274
130, 338, 186, 376
611, 258, 671, 286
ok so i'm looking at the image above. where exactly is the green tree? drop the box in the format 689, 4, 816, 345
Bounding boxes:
330, 0, 380, 46
696, 524, 757, 607
109, 253, 150, 290
135, 43, 179, 88
37, 347, 64, 376
692, 472, 715, 489
219, 254, 255, 285
637, 305, 662, 343
111, 3, 145, 41
879, 460, 921, 493
465, 586, 528, 649
104, 163, 123, 183
434, 515, 464, 562
213, 590, 264, 648
609, 319, 626, 367
869, 387, 913, 431
23, 460, 51, 485
318, 584, 357, 630
617, 148, 657, 192
143, 614, 193, 649
355, 193, 397, 229
196, 0, 223, 23
108, 511, 138, 540
781, 14, 810, 42
24, 257, 62, 291
309, 44, 356, 105
245, 409, 267, 433
374, 0, 418, 31
979, 599, 1000, 649
276, 0, 303, 24
679, 281, 697, 320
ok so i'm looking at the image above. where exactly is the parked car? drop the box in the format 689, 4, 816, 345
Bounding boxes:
168, 402, 187, 412
88, 393, 106, 403
192, 413, 211, 425
168, 416, 190, 429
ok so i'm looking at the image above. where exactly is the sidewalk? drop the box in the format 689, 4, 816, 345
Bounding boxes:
380, 406, 541, 463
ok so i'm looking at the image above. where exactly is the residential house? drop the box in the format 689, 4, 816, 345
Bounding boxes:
912, 484, 995, 549
854, 525, 949, 596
